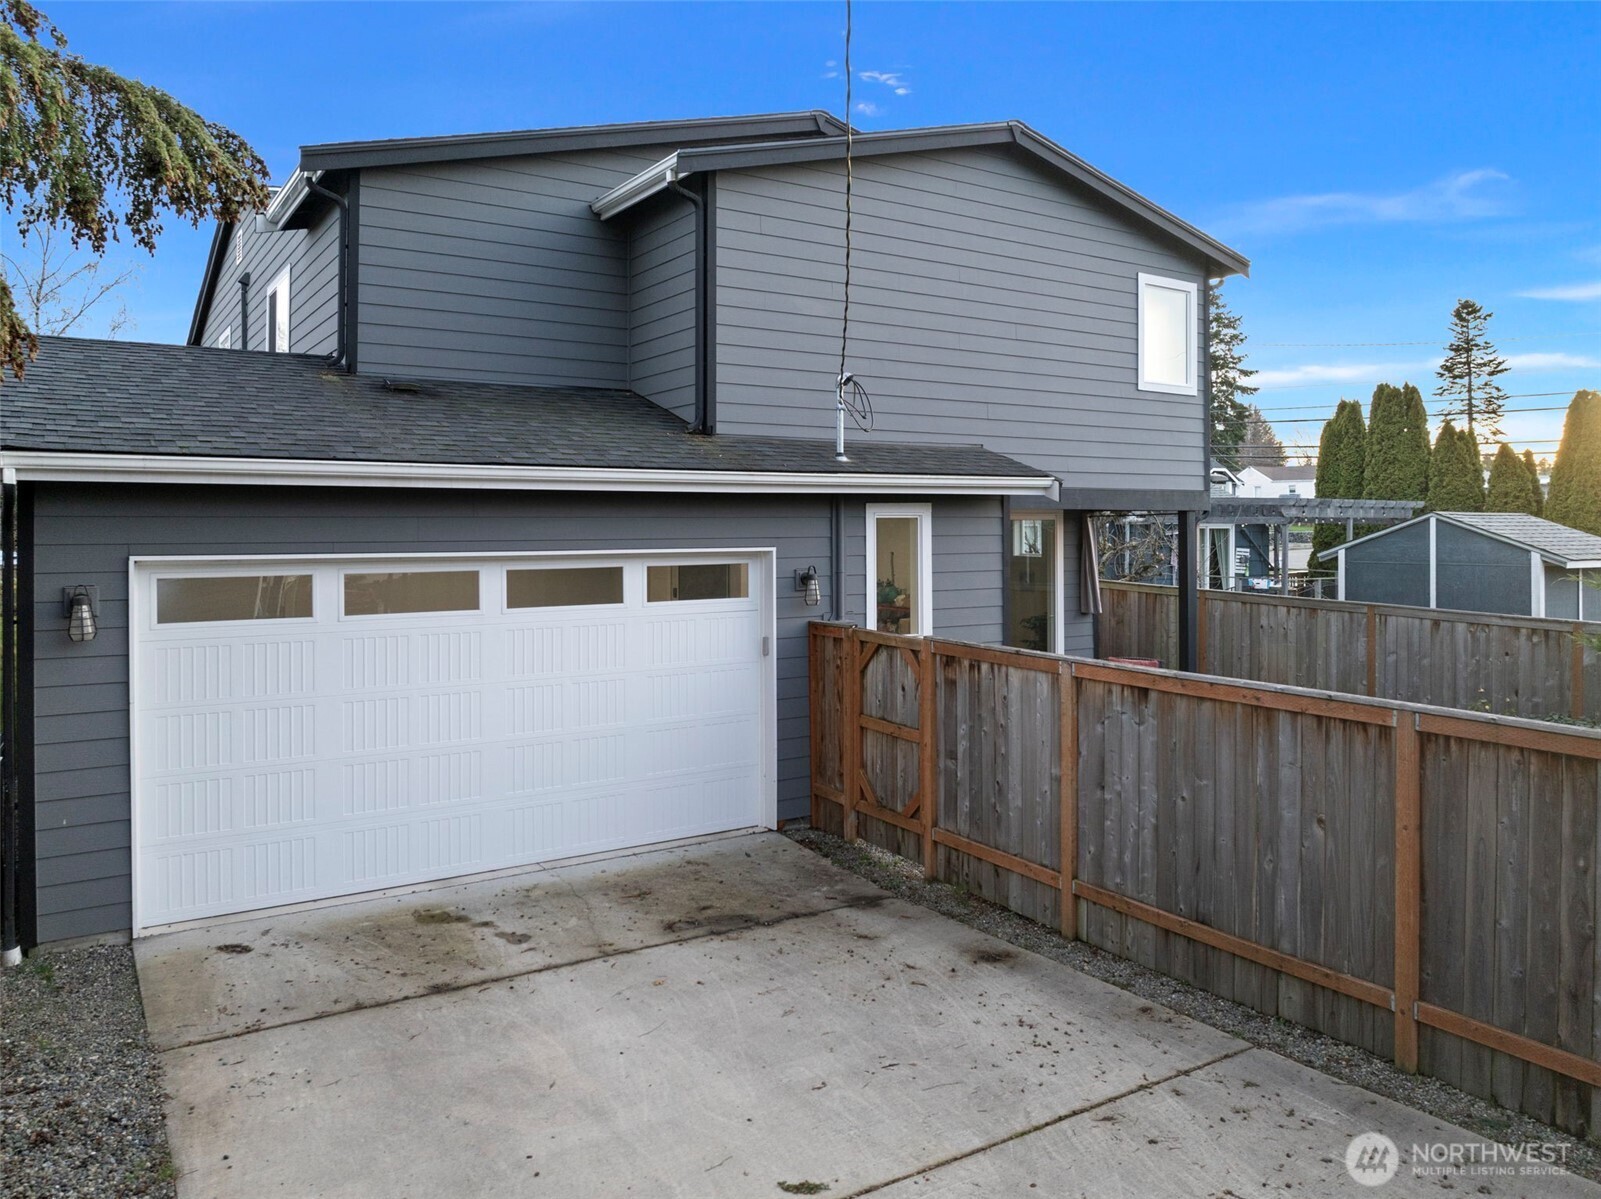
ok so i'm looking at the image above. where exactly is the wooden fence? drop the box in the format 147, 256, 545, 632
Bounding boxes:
1099, 582, 1601, 723
809, 621, 1601, 1138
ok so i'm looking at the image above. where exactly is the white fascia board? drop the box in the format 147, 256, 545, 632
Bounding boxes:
591, 154, 683, 220
0, 451, 1059, 499
261, 170, 324, 229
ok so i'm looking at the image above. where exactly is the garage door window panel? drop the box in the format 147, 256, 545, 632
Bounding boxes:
344, 570, 480, 616
646, 563, 749, 602
507, 566, 625, 609
156, 574, 314, 624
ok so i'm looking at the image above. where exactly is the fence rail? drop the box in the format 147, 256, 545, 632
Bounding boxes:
809, 621, 1601, 1137
1098, 582, 1601, 723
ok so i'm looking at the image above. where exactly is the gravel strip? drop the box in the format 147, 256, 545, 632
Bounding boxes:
786, 826, 1601, 1185
1, 945, 175, 1199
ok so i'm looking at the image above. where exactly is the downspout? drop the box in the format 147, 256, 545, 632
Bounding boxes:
304, 177, 351, 371
665, 174, 712, 433
830, 498, 845, 621
2, 468, 20, 966
236, 273, 251, 351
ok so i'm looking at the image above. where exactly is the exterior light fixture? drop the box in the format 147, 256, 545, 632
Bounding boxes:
795, 566, 822, 607
64, 585, 98, 643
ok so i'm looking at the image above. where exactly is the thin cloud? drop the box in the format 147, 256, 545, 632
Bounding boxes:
1217, 169, 1511, 237
1252, 360, 1435, 389
859, 70, 905, 86
1502, 352, 1601, 371
855, 101, 882, 117
1517, 281, 1601, 301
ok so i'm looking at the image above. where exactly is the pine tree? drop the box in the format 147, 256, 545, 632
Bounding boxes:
1238, 404, 1286, 467
1521, 449, 1544, 516
1425, 421, 1486, 512
1208, 281, 1257, 469
1311, 399, 1368, 568
1363, 382, 1430, 502
1545, 389, 1601, 534
1435, 298, 1511, 439
1486, 443, 1539, 514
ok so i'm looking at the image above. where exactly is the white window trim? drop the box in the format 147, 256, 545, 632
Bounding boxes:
217, 326, 232, 350
1011, 510, 1066, 654
266, 267, 291, 352
1136, 272, 1199, 396
865, 502, 934, 636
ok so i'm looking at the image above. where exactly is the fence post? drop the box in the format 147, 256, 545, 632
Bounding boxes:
1197, 589, 1209, 674
919, 639, 937, 879
1393, 709, 1422, 1073
1058, 660, 1079, 940
842, 629, 860, 843
808, 626, 821, 830
1573, 625, 1586, 720
1366, 606, 1378, 697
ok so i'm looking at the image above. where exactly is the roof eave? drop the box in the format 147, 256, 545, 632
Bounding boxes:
186, 221, 234, 346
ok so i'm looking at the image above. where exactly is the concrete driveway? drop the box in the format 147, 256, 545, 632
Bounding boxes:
135, 833, 1596, 1198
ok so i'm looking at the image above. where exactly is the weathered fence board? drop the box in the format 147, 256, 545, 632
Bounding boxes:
1101, 582, 1601, 723
809, 620, 1601, 1140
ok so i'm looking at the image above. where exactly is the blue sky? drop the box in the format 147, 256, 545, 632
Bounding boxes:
30, 1, 1601, 459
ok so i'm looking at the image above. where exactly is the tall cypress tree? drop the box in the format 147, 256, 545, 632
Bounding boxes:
1363, 381, 1431, 501
1425, 421, 1486, 512
1521, 449, 1544, 516
1311, 399, 1368, 567
1486, 443, 1539, 514
1546, 389, 1601, 534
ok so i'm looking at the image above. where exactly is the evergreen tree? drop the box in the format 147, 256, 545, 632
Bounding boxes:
1486, 443, 1539, 514
1435, 298, 1511, 439
1545, 389, 1601, 534
1521, 449, 1544, 516
0, 0, 270, 378
1238, 404, 1286, 467
1425, 421, 1486, 512
1208, 281, 1257, 469
1363, 382, 1430, 502
1311, 399, 1368, 568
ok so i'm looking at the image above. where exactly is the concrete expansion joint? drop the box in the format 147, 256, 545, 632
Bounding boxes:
158, 893, 890, 1054
838, 1045, 1255, 1198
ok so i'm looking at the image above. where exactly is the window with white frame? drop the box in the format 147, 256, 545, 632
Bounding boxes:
217, 326, 232, 350
266, 269, 291, 352
1137, 273, 1198, 395
866, 503, 933, 635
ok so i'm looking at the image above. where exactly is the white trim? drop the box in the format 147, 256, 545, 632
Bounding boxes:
1136, 272, 1199, 396
1336, 548, 1346, 601
1428, 515, 1438, 608
1010, 510, 1066, 654
266, 267, 291, 352
1336, 510, 1601, 568
1581, 569, 1588, 623
261, 169, 319, 228
0, 450, 1058, 497
591, 153, 682, 219
128, 548, 780, 935
217, 325, 231, 350
1531, 550, 1546, 618
865, 502, 934, 635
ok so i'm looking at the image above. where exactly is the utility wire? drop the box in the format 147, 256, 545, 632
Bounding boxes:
1256, 332, 1599, 348
1250, 390, 1576, 413
833, 0, 871, 435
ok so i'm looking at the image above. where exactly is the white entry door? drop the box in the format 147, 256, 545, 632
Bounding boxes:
131, 552, 773, 931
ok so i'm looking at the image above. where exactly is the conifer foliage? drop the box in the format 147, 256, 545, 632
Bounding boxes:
1207, 281, 1257, 469
1545, 390, 1601, 535
1434, 299, 1510, 439
1486, 443, 1539, 515
1311, 399, 1367, 566
1425, 420, 1486, 513
1363, 382, 1431, 503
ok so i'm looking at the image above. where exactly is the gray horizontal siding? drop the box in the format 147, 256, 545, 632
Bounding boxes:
1436, 521, 1532, 617
627, 193, 697, 423
1344, 522, 1431, 609
199, 203, 339, 356
356, 150, 672, 387
712, 147, 1211, 491
28, 484, 1005, 942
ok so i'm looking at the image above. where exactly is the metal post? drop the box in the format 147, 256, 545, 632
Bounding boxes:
1176, 510, 1199, 672
1, 470, 20, 966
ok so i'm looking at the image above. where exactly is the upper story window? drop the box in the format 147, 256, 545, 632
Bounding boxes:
1137, 273, 1198, 395
266, 268, 291, 353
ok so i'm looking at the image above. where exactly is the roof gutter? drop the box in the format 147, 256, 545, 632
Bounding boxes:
0, 451, 1060, 499
592, 154, 680, 220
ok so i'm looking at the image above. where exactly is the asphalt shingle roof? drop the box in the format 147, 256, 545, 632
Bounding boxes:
1441, 512, 1601, 565
1, 337, 1047, 480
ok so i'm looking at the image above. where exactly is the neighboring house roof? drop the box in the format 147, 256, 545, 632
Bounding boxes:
1248, 464, 1317, 482
0, 338, 1054, 495
593, 122, 1249, 278
1328, 511, 1601, 567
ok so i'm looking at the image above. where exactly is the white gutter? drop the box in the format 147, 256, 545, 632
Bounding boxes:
0, 451, 1059, 499
259, 169, 321, 230
591, 153, 685, 220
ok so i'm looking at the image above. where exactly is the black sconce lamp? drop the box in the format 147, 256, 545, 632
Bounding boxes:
63, 585, 98, 643
794, 566, 821, 607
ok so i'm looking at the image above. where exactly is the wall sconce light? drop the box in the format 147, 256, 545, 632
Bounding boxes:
794, 566, 821, 607
63, 585, 98, 643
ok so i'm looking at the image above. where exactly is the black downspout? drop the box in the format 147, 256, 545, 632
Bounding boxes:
1, 471, 19, 965
830, 498, 845, 621
305, 177, 351, 371
1000, 496, 1014, 646
237, 273, 251, 352
666, 176, 712, 433
1177, 510, 1199, 672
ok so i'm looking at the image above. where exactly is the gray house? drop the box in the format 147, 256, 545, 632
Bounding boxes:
1330, 511, 1601, 619
0, 112, 1246, 949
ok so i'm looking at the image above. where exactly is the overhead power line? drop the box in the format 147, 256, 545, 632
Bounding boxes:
1255, 332, 1599, 348
1250, 391, 1576, 414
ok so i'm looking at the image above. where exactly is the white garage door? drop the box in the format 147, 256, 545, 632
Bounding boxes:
131, 552, 773, 932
